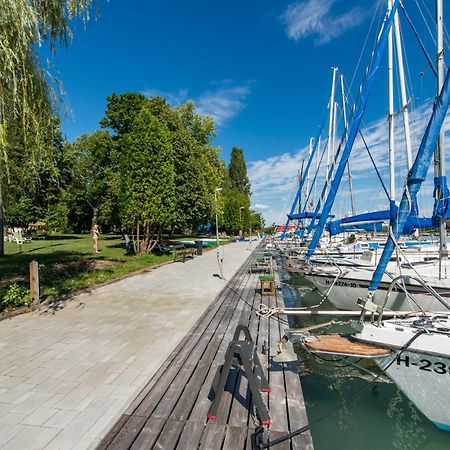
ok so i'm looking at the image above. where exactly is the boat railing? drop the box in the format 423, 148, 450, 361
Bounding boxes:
377, 275, 450, 325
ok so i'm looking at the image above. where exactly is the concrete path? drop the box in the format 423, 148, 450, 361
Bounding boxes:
0, 242, 254, 449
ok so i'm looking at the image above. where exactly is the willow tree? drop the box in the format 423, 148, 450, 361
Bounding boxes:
0, 0, 94, 254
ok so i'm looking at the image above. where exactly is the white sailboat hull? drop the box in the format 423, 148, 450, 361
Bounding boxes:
376, 350, 450, 430
304, 263, 450, 311
355, 318, 450, 431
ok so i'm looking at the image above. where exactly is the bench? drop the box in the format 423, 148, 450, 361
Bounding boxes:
173, 244, 196, 263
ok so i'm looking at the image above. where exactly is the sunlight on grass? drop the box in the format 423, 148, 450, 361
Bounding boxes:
0, 234, 174, 301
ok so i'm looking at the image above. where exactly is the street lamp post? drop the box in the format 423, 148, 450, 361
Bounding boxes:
214, 187, 223, 277
214, 188, 222, 249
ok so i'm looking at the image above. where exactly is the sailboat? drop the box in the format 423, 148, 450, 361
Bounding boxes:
293, 0, 450, 431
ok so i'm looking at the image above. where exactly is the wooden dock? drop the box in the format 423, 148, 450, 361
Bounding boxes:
97, 243, 313, 449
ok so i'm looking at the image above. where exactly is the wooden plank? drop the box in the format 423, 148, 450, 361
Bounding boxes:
176, 421, 205, 450
198, 423, 226, 450
96, 414, 130, 450
267, 292, 289, 434
268, 430, 291, 450
129, 417, 166, 450
304, 334, 390, 356
148, 419, 185, 450
222, 425, 247, 450
106, 415, 148, 450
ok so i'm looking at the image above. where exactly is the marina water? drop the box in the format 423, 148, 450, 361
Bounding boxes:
282, 272, 450, 450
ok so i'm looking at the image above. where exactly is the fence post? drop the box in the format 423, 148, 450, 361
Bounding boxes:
29, 260, 40, 306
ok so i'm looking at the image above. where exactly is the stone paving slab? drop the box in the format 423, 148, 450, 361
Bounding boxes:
0, 242, 254, 449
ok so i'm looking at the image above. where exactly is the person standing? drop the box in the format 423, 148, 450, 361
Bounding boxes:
92, 224, 100, 253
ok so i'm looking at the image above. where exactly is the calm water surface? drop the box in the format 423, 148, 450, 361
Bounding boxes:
282, 272, 450, 450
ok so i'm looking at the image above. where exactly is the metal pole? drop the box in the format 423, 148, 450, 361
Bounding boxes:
215, 188, 222, 248
435, 0, 448, 278
392, 1, 413, 169
325, 67, 338, 198
313, 136, 321, 211
388, 0, 396, 207
306, 138, 313, 211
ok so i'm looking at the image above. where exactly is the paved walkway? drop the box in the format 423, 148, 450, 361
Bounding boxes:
0, 242, 254, 449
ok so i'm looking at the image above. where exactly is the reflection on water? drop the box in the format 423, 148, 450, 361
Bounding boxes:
282, 272, 450, 450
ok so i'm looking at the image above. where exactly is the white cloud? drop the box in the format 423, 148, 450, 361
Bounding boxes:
196, 85, 251, 127
253, 203, 271, 210
142, 82, 251, 127
281, 0, 369, 45
142, 88, 188, 106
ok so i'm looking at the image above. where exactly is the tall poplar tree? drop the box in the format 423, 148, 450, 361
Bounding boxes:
223, 147, 251, 234
228, 147, 250, 196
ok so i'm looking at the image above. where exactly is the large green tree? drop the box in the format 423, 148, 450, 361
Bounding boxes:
0, 0, 94, 254
115, 106, 176, 253
100, 93, 225, 237
57, 130, 118, 232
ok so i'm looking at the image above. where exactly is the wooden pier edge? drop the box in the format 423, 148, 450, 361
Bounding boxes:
97, 240, 314, 450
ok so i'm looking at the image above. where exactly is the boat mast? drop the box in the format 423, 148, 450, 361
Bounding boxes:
340, 74, 355, 215
313, 136, 321, 211
325, 67, 338, 197
306, 138, 313, 211
392, 0, 413, 169
388, 0, 396, 214
435, 0, 448, 278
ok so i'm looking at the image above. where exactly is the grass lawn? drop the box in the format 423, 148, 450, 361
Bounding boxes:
0, 234, 176, 302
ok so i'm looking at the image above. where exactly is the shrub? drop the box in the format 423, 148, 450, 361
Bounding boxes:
1, 284, 32, 312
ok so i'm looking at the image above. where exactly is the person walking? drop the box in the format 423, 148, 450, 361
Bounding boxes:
92, 224, 100, 253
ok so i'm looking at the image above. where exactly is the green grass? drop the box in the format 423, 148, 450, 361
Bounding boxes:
0, 234, 174, 301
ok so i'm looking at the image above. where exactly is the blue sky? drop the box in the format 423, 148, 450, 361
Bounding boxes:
49, 0, 444, 224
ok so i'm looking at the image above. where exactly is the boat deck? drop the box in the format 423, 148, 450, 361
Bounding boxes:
97, 242, 313, 449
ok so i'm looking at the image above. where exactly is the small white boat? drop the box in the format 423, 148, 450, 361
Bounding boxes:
298, 312, 450, 431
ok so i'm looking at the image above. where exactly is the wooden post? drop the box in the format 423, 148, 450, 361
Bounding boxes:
29, 260, 40, 306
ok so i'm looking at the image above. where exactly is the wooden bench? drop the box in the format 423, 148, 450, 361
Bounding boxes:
173, 244, 196, 262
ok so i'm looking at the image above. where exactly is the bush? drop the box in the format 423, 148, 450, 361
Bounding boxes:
1, 284, 32, 312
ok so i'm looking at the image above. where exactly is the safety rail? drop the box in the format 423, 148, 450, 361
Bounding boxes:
374, 274, 450, 325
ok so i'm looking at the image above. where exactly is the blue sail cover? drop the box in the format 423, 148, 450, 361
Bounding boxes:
369, 65, 450, 292
306, 0, 400, 259
433, 175, 450, 219
288, 212, 334, 220
327, 209, 434, 236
